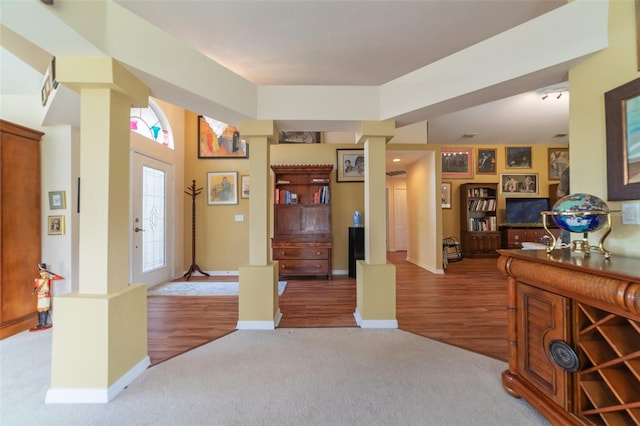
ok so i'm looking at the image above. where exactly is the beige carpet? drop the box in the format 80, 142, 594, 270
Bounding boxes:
0, 328, 549, 426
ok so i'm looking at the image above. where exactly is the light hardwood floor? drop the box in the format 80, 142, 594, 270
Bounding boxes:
147, 252, 507, 366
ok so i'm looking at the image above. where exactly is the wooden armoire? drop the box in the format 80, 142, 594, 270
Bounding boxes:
0, 120, 43, 339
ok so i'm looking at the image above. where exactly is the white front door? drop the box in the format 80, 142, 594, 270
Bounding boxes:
131, 152, 174, 285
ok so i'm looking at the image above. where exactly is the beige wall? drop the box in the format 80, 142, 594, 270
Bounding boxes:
569, 0, 640, 258
439, 144, 567, 240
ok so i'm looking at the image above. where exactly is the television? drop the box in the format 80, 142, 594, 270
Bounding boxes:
505, 197, 550, 225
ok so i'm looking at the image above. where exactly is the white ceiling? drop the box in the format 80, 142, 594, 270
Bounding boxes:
1, 0, 572, 173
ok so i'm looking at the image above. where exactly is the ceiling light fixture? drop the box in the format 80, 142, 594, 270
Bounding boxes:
393, 158, 401, 162
542, 93, 549, 100
557, 92, 562, 99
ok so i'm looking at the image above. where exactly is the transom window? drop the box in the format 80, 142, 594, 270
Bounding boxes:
130, 98, 174, 149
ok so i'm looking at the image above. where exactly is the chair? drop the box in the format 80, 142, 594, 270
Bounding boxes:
443, 237, 462, 269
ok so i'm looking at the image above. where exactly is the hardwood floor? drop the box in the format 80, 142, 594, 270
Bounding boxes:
147, 252, 508, 366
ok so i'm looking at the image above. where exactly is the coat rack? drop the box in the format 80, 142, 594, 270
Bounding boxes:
184, 180, 210, 281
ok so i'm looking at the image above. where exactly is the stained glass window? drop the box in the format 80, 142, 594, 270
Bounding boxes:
130, 98, 174, 149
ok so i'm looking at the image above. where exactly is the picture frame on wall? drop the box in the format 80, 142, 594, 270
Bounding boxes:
198, 115, 248, 159
605, 76, 640, 200
336, 149, 365, 182
48, 190, 66, 210
441, 182, 452, 208
207, 171, 238, 205
278, 131, 322, 144
505, 147, 532, 168
47, 215, 65, 235
441, 148, 473, 179
548, 148, 570, 180
476, 148, 497, 174
241, 175, 250, 199
500, 173, 539, 195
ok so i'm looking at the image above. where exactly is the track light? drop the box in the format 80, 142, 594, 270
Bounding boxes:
557, 92, 562, 99
542, 93, 548, 100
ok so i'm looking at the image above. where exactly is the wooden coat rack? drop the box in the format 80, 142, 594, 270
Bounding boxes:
184, 180, 209, 281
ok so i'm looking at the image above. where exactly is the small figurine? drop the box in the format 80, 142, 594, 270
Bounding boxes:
31, 263, 63, 332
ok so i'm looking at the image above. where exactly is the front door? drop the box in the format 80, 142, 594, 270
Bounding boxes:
131, 152, 174, 285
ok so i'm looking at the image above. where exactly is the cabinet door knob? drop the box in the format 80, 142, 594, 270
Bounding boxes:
281, 251, 286, 256
281, 265, 287, 269
316, 251, 321, 256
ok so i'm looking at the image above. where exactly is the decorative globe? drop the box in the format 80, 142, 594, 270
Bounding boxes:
552, 193, 610, 233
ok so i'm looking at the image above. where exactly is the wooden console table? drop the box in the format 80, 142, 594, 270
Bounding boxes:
497, 249, 640, 425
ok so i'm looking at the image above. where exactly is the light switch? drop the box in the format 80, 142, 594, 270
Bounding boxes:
621, 203, 640, 225
234, 214, 244, 222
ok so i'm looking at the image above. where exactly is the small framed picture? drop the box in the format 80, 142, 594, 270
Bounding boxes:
48, 191, 66, 210
241, 175, 250, 199
336, 149, 365, 182
207, 171, 238, 205
47, 215, 65, 235
441, 148, 473, 179
441, 182, 452, 208
548, 148, 569, 180
476, 148, 497, 174
500, 173, 539, 195
505, 147, 532, 168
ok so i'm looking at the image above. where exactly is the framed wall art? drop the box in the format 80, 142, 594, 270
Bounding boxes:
548, 148, 569, 180
505, 147, 532, 168
241, 175, 250, 199
207, 171, 238, 205
476, 148, 497, 174
336, 149, 365, 182
198, 115, 248, 159
441, 182, 452, 208
605, 76, 640, 200
47, 215, 65, 235
48, 190, 66, 210
278, 131, 321, 144
500, 173, 539, 195
441, 148, 473, 179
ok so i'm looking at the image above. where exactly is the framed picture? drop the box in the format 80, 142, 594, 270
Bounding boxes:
336, 149, 365, 182
198, 115, 248, 159
506, 147, 532, 168
441, 182, 452, 208
48, 190, 66, 210
441, 148, 473, 179
278, 131, 321, 144
241, 175, 250, 199
207, 171, 238, 205
500, 173, 539, 195
476, 148, 497, 174
605, 77, 640, 200
548, 148, 569, 180
47, 215, 65, 235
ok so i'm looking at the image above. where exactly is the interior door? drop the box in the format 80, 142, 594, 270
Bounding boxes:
394, 188, 408, 251
131, 152, 174, 285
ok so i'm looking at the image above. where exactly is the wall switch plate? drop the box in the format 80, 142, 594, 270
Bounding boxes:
234, 214, 244, 222
621, 203, 640, 225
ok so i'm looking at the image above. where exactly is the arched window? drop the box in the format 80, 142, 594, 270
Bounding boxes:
130, 98, 174, 149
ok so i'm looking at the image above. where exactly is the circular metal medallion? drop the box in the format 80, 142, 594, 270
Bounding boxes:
549, 340, 580, 372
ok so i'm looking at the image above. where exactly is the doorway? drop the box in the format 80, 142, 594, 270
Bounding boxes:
131, 152, 174, 285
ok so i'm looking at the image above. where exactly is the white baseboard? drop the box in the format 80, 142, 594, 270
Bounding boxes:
236, 308, 281, 330
405, 256, 444, 275
353, 308, 398, 329
45, 356, 150, 404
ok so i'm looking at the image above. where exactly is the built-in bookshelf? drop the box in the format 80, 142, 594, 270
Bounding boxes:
459, 183, 500, 258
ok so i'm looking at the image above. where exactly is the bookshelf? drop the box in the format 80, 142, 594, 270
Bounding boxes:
271, 165, 333, 279
459, 183, 500, 258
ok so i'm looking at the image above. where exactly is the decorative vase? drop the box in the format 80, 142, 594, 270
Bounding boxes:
353, 210, 362, 228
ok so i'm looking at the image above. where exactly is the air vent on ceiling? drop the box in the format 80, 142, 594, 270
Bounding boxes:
554, 133, 568, 138
462, 133, 477, 138
386, 170, 406, 176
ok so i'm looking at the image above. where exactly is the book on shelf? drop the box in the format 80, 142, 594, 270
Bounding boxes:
468, 216, 497, 232
311, 178, 329, 183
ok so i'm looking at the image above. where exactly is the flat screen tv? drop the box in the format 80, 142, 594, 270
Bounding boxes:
505, 197, 550, 225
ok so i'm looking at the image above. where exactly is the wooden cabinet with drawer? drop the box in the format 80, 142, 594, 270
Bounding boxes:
272, 242, 332, 279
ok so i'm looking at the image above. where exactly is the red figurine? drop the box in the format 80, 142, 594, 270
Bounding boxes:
31, 263, 63, 332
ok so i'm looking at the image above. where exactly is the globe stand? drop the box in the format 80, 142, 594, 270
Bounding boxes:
542, 211, 613, 259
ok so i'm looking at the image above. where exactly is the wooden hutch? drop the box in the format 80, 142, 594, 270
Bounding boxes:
1, 120, 43, 338
497, 249, 640, 425
271, 165, 333, 279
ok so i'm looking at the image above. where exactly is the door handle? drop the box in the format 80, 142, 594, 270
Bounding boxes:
134, 227, 145, 232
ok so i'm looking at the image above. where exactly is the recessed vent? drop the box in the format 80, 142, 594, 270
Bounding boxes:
386, 170, 406, 176
462, 133, 477, 138
554, 133, 568, 138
